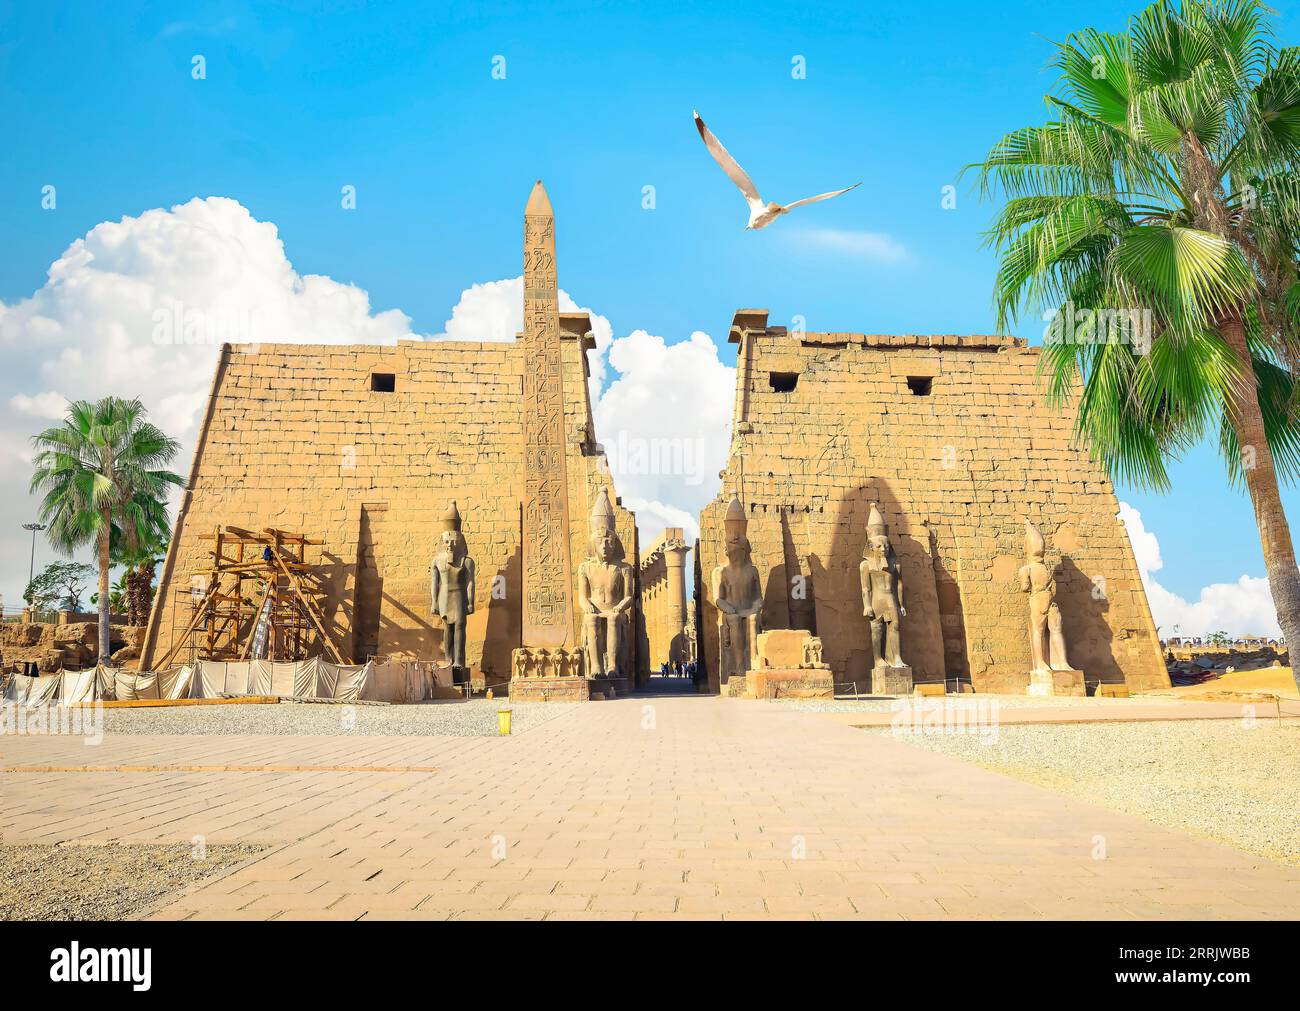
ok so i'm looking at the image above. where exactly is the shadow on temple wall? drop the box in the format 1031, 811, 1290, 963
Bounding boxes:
317, 551, 357, 662
777, 509, 817, 633
760, 507, 820, 629
813, 482, 954, 688
813, 483, 883, 689
930, 537, 971, 688
1056, 554, 1124, 684
481, 544, 521, 678
377, 592, 439, 661
692, 540, 710, 690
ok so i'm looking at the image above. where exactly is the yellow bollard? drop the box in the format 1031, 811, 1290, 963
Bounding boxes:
497, 707, 512, 735
485, 689, 494, 700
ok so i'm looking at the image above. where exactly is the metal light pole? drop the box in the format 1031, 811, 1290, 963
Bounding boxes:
22, 523, 46, 613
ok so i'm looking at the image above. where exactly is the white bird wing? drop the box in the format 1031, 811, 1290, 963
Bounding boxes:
694, 111, 765, 212
783, 181, 863, 212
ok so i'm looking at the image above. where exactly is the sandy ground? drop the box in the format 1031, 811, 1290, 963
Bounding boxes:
871, 718, 1300, 864
0, 842, 267, 920
1152, 665, 1300, 702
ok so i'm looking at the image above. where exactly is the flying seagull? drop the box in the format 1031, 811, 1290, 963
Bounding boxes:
693, 110, 861, 230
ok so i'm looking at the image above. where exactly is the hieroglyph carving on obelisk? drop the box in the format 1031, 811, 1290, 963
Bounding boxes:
521, 180, 576, 648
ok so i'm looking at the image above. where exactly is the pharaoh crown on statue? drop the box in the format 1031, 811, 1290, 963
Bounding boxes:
867, 502, 887, 539
1025, 518, 1045, 559
442, 500, 462, 533
724, 495, 747, 535
590, 487, 616, 537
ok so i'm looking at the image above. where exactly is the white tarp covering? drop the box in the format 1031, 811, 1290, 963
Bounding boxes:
114, 669, 158, 701
160, 665, 193, 700
3, 672, 62, 707
363, 661, 433, 703
110, 666, 193, 701
58, 668, 106, 704
3, 657, 434, 706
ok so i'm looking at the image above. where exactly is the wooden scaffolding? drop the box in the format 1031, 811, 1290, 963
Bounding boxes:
156, 526, 347, 669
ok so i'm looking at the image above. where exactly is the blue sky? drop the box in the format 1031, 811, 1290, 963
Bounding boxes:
1, 0, 1297, 623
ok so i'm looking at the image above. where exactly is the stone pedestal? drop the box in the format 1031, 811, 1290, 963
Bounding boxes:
511, 645, 588, 701
747, 667, 834, 700
869, 664, 913, 696
1027, 668, 1085, 697
509, 676, 592, 702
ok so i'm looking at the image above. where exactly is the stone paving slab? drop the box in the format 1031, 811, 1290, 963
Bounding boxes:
3, 697, 1298, 920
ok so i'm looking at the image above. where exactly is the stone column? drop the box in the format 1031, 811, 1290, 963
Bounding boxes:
664, 541, 689, 664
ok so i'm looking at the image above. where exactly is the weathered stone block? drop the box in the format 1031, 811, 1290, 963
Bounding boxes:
747, 667, 834, 700
1026, 668, 1086, 697
869, 664, 913, 696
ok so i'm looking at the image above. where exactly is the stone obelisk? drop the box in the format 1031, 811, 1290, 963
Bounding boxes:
514, 180, 581, 693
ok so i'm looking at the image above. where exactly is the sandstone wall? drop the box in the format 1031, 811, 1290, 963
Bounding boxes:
141, 337, 639, 678
699, 327, 1169, 695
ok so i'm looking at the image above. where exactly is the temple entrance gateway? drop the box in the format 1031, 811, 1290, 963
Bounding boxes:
141, 187, 1169, 702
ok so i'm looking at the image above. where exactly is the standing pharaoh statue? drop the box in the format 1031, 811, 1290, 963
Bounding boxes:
712, 497, 763, 682
860, 503, 911, 693
1017, 520, 1055, 675
1018, 519, 1084, 695
577, 489, 635, 677
431, 501, 476, 682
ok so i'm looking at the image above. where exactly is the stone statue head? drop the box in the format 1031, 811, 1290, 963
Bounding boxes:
724, 529, 751, 564
439, 501, 466, 560
591, 528, 618, 563
864, 503, 890, 559
723, 496, 750, 564
439, 529, 466, 561
588, 489, 623, 563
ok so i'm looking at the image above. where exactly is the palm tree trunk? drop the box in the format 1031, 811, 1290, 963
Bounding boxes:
1220, 318, 1300, 692
139, 560, 157, 627
131, 568, 143, 626
97, 517, 111, 665
123, 569, 137, 626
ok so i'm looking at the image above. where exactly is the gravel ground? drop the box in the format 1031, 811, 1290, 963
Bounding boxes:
785, 693, 1188, 713
869, 719, 1300, 864
93, 698, 581, 736
0, 842, 266, 920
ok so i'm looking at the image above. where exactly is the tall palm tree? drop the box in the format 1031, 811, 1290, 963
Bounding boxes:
30, 398, 182, 662
970, 0, 1300, 690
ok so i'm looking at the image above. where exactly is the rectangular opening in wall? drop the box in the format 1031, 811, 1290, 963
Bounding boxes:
370, 372, 396, 392
906, 376, 932, 396
769, 371, 798, 393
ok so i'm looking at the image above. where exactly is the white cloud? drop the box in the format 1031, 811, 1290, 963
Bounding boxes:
593, 329, 733, 547
0, 197, 417, 604
10, 392, 69, 419
1119, 502, 1280, 637
622, 499, 701, 547
787, 227, 909, 264
436, 275, 614, 395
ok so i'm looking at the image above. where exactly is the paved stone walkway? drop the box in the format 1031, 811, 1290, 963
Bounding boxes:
818, 698, 1300, 727
3, 696, 1298, 920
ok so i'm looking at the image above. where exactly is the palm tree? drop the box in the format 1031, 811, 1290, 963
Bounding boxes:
970, 0, 1300, 690
30, 398, 182, 662
109, 494, 172, 626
